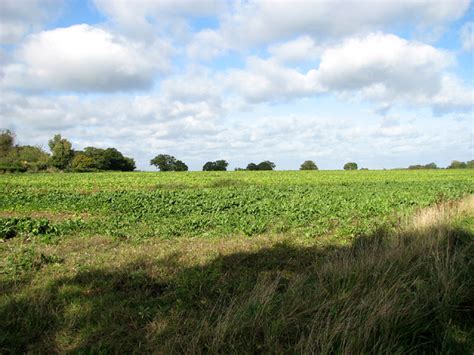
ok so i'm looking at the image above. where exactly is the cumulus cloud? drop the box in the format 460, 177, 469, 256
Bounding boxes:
0, 0, 62, 44
268, 36, 322, 64
223, 57, 321, 103
93, 0, 224, 40
220, 33, 470, 114
460, 22, 474, 51
192, 0, 470, 56
314, 33, 454, 102
1, 24, 172, 92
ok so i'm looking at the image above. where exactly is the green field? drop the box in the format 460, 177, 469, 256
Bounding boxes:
1, 170, 473, 241
1, 170, 473, 353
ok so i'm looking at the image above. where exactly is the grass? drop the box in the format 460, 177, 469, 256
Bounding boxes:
1, 195, 473, 353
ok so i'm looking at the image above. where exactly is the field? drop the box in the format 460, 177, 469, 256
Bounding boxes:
1, 170, 473, 353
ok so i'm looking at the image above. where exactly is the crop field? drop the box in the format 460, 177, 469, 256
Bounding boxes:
1, 170, 473, 353
1, 170, 473, 241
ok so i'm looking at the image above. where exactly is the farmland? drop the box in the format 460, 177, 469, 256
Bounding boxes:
1, 170, 473, 353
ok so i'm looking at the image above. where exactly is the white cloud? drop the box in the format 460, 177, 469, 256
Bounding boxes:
210, 0, 470, 53
221, 33, 470, 114
1, 24, 172, 92
93, 0, 224, 40
460, 22, 474, 51
224, 57, 321, 102
315, 33, 452, 95
268, 36, 322, 64
0, 0, 62, 44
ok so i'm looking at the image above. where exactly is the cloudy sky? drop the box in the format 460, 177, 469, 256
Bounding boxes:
0, 0, 473, 170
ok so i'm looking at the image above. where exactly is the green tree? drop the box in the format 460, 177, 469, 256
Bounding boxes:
246, 163, 258, 170
17, 146, 49, 172
0, 129, 15, 157
150, 154, 188, 171
300, 160, 318, 170
48, 134, 74, 170
71, 153, 96, 172
343, 162, 358, 170
203, 160, 229, 171
466, 160, 474, 169
447, 160, 467, 169
257, 161, 276, 170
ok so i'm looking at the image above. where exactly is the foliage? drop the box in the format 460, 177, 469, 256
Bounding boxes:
246, 162, 258, 170
300, 160, 318, 170
447, 160, 473, 169
246, 161, 276, 170
344, 162, 358, 170
408, 162, 438, 169
150, 154, 188, 171
257, 160, 276, 170
0, 129, 15, 156
72, 153, 97, 172
0, 200, 473, 353
203, 160, 229, 171
48, 134, 74, 170
0, 170, 471, 240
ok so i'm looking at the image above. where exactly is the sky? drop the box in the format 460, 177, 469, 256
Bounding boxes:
0, 0, 473, 171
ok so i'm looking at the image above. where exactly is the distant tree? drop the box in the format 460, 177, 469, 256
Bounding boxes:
257, 161, 275, 170
408, 162, 437, 170
48, 134, 74, 170
174, 160, 188, 171
447, 160, 467, 169
424, 162, 437, 169
0, 129, 15, 157
72, 153, 96, 172
300, 160, 318, 170
17, 146, 49, 172
203, 160, 229, 171
101, 148, 135, 171
343, 162, 358, 170
467, 160, 474, 169
81, 147, 135, 171
150, 154, 188, 171
246, 163, 258, 170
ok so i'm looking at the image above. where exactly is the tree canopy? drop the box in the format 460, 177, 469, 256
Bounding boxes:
343, 162, 358, 170
246, 161, 275, 171
300, 160, 318, 170
203, 160, 229, 171
150, 154, 188, 171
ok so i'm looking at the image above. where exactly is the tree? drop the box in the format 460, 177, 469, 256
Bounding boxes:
203, 160, 229, 171
300, 160, 318, 170
81, 147, 135, 171
48, 134, 74, 170
424, 162, 437, 169
343, 162, 358, 170
72, 153, 96, 172
447, 160, 467, 169
0, 129, 15, 157
257, 161, 276, 170
246, 163, 258, 170
467, 160, 474, 169
150, 154, 188, 171
408, 162, 437, 170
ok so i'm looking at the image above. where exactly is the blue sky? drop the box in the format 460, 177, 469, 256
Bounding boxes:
0, 0, 473, 170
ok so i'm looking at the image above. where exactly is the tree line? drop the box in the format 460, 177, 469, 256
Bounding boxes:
0, 130, 135, 173
1, 129, 472, 173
